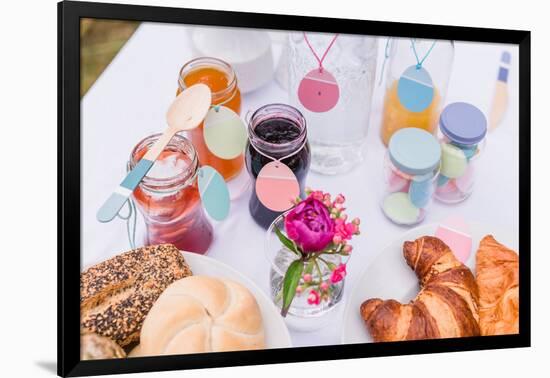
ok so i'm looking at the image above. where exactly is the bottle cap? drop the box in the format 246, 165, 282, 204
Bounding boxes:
440, 102, 487, 146
388, 128, 441, 176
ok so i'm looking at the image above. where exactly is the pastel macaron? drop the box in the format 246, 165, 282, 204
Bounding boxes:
440, 143, 468, 179
383, 192, 420, 225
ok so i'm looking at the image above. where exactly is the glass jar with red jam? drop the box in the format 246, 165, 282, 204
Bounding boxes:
245, 104, 311, 229
129, 133, 213, 254
177, 57, 243, 181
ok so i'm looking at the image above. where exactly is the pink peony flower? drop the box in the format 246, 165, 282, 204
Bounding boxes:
330, 264, 347, 284
284, 197, 335, 252
307, 289, 321, 305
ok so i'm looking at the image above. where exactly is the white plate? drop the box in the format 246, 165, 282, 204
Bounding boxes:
182, 251, 292, 349
341, 222, 519, 345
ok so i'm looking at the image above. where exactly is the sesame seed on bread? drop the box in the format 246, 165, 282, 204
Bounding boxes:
80, 244, 192, 347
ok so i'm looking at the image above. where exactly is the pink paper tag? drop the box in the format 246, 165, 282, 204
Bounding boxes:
435, 217, 472, 263
298, 69, 340, 113
256, 161, 300, 212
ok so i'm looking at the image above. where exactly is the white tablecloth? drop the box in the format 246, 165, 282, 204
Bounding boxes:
81, 22, 519, 347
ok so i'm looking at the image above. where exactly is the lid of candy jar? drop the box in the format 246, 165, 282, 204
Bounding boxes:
388, 128, 441, 176
440, 102, 487, 145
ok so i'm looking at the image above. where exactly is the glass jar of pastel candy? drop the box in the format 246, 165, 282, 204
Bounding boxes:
434, 102, 487, 203
381, 128, 441, 226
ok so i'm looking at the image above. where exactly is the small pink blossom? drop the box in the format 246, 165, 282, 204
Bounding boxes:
303, 273, 312, 283
330, 264, 347, 284
296, 285, 303, 294
320, 281, 329, 291
307, 289, 321, 305
311, 191, 324, 201
333, 234, 342, 245
335, 221, 357, 240
352, 218, 361, 225
343, 244, 353, 253
334, 194, 346, 204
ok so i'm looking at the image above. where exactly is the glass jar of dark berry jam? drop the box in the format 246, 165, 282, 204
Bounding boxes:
245, 104, 311, 229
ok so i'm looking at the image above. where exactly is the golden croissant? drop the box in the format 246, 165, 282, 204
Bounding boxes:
360, 236, 480, 341
475, 235, 519, 336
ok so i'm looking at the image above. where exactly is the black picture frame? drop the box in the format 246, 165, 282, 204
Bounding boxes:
58, 1, 531, 376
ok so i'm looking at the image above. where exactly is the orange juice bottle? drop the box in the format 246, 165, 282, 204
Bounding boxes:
381, 81, 441, 146
380, 38, 454, 146
177, 57, 242, 181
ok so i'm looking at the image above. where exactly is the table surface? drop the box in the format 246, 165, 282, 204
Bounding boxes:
81, 22, 519, 347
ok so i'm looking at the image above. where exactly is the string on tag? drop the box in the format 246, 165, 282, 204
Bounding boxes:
115, 197, 137, 249
303, 33, 339, 73
410, 39, 437, 69
250, 138, 308, 166
378, 37, 392, 86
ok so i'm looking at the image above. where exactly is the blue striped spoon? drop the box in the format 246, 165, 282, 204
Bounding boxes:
96, 84, 212, 223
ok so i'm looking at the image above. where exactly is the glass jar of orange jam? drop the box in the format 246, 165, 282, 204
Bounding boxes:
380, 38, 454, 146
129, 133, 213, 254
177, 57, 242, 181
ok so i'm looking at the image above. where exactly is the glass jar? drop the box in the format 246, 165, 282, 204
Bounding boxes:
129, 133, 213, 254
381, 128, 441, 226
435, 102, 488, 203
177, 57, 243, 181
380, 38, 454, 146
245, 104, 311, 229
265, 213, 344, 331
287, 32, 378, 175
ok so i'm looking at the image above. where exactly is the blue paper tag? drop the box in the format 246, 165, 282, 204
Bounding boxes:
397, 65, 434, 113
197, 166, 230, 221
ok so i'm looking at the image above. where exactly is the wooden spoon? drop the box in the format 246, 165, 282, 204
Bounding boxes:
97, 83, 211, 223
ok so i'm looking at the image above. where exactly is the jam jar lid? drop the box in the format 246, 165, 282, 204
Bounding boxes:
440, 102, 487, 145
389, 128, 441, 176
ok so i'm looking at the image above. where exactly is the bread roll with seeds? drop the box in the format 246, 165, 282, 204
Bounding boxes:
80, 244, 192, 347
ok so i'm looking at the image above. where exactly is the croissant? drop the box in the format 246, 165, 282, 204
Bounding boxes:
475, 235, 519, 335
360, 236, 480, 341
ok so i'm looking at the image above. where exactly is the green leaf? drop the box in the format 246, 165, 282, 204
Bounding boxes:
274, 225, 299, 255
281, 259, 304, 317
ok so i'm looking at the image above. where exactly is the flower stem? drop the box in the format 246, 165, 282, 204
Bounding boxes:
314, 260, 323, 281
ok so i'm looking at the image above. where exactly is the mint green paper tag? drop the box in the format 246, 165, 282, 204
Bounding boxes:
203, 106, 247, 160
198, 166, 230, 221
